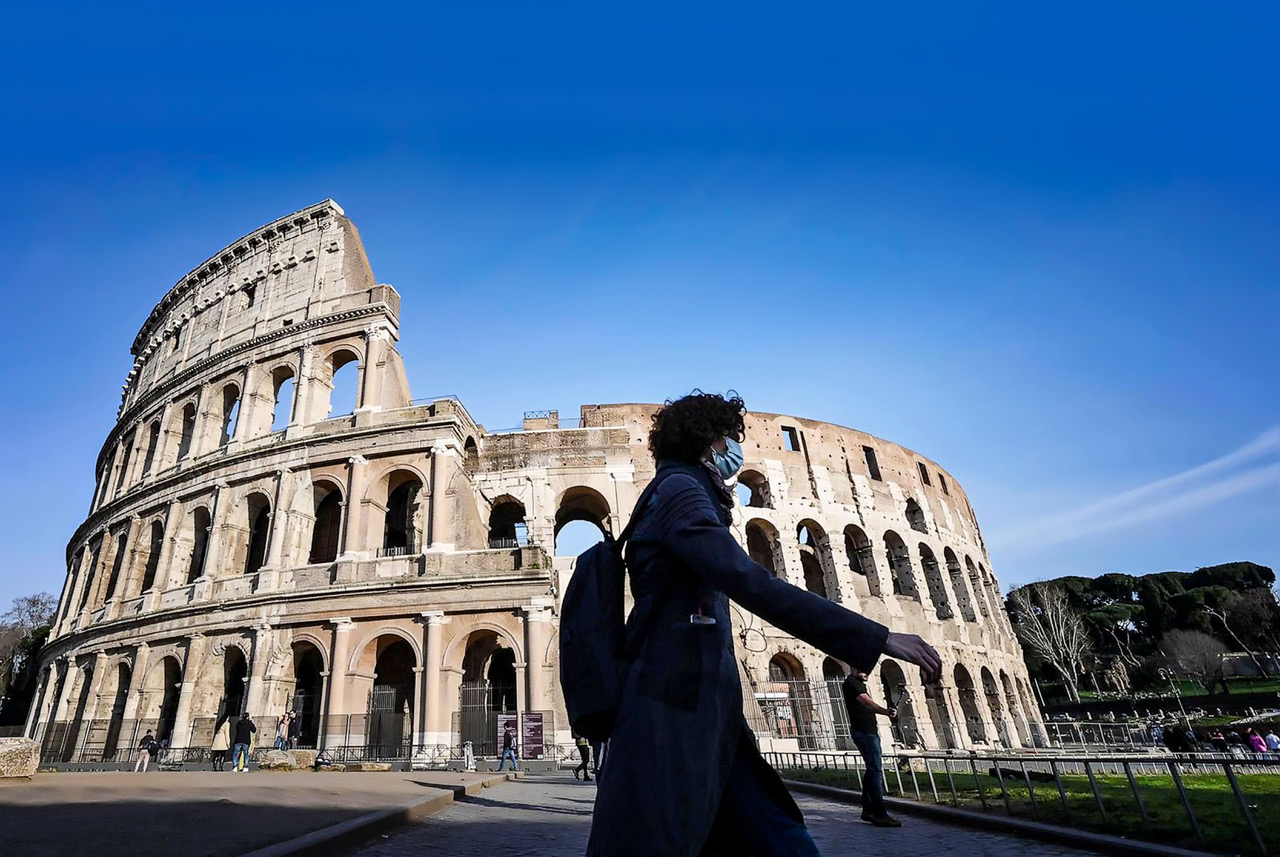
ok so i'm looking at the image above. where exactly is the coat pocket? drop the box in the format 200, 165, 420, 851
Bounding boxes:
636, 623, 707, 712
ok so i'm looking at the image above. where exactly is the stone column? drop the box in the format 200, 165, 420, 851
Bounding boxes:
411, 666, 425, 746
427, 446, 458, 552
170, 634, 207, 750
825, 534, 863, 613
122, 643, 151, 720
236, 363, 267, 441
155, 499, 186, 591
23, 668, 50, 738
246, 624, 276, 718
522, 598, 554, 713
53, 659, 80, 721
197, 482, 232, 594
341, 456, 369, 556
292, 345, 316, 427
118, 515, 145, 602
358, 323, 393, 412
420, 611, 448, 745
323, 619, 354, 748
258, 469, 292, 590
87, 651, 110, 723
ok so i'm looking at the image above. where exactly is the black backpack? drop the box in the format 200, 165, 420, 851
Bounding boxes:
559, 472, 674, 742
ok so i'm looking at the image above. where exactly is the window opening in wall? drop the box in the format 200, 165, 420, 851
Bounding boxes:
487, 497, 527, 550
113, 432, 135, 494
905, 498, 928, 534
735, 470, 771, 508
171, 331, 181, 353
244, 495, 271, 575
745, 520, 782, 577
271, 371, 296, 432
938, 473, 949, 495
382, 474, 423, 554
862, 446, 882, 481
782, 426, 800, 452
328, 352, 360, 418
243, 285, 256, 309
78, 540, 102, 612
140, 521, 164, 593
178, 403, 197, 460
309, 487, 343, 564
220, 386, 240, 446
104, 532, 128, 603
187, 508, 211, 583
141, 421, 161, 476
917, 462, 932, 486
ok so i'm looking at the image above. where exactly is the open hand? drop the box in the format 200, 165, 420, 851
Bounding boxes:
884, 632, 942, 684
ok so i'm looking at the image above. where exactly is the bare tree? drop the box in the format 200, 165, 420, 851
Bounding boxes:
1161, 629, 1229, 695
1205, 598, 1270, 678
1008, 582, 1092, 703
0, 592, 56, 697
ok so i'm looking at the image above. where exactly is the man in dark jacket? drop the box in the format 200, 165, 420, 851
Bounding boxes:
586, 392, 941, 857
232, 712, 256, 772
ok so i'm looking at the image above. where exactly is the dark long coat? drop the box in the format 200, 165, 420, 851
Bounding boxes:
586, 460, 890, 856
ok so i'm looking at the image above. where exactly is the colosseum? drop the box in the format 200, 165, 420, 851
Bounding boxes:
25, 200, 1044, 766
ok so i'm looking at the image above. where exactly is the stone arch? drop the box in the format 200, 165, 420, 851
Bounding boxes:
183, 505, 212, 584
879, 659, 920, 747
350, 627, 423, 676
455, 627, 522, 753
375, 469, 425, 555
965, 555, 991, 619
918, 543, 952, 619
142, 656, 184, 744
242, 492, 272, 575
767, 652, 817, 749
981, 666, 1011, 746
822, 657, 848, 680
944, 547, 977, 622
954, 664, 986, 744
218, 381, 242, 446
487, 495, 527, 548
172, 397, 199, 463
138, 518, 166, 595
353, 633, 418, 755
905, 498, 928, 534
102, 528, 130, 606
323, 345, 362, 418
308, 479, 344, 565
882, 530, 919, 600
77, 537, 103, 613
268, 363, 297, 432
290, 640, 325, 748
220, 645, 248, 719
999, 669, 1029, 746
797, 519, 836, 600
922, 679, 958, 749
843, 525, 882, 597
554, 486, 611, 555
101, 661, 132, 761
745, 518, 784, 578
463, 436, 479, 470
141, 419, 162, 477
61, 664, 97, 762
735, 469, 772, 509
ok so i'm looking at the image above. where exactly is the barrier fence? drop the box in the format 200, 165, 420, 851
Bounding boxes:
767, 748, 1280, 854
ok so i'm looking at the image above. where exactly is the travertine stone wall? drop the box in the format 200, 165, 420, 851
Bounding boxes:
29, 202, 1043, 760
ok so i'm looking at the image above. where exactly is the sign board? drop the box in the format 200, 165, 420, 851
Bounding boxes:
521, 712, 544, 760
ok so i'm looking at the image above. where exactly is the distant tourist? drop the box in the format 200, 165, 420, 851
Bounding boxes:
275, 711, 291, 750
1209, 729, 1229, 753
233, 712, 256, 772
288, 710, 302, 749
211, 718, 231, 771
134, 730, 159, 772
1248, 728, 1267, 754
497, 726, 520, 771
1266, 729, 1280, 752
573, 734, 593, 782
841, 669, 901, 827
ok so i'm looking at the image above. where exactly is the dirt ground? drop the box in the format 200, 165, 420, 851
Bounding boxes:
0, 770, 504, 857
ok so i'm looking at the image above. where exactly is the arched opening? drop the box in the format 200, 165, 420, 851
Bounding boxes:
141, 421, 162, 476
797, 520, 832, 599
62, 668, 96, 762
102, 662, 131, 761
139, 520, 165, 593
487, 496, 527, 549
944, 548, 977, 622
291, 643, 324, 748
77, 539, 102, 613
221, 647, 248, 721
271, 367, 296, 432
177, 402, 197, 461
918, 543, 952, 619
905, 498, 928, 534
103, 530, 129, 604
823, 658, 850, 750
883, 531, 918, 600
113, 431, 136, 494
554, 486, 610, 556
981, 667, 1010, 746
745, 519, 784, 577
459, 630, 519, 755
965, 556, 990, 619
1017, 678, 1044, 746
843, 525, 882, 597
766, 654, 817, 750
244, 494, 271, 575
382, 472, 423, 555
327, 351, 360, 418
822, 658, 848, 680
463, 437, 479, 470
309, 483, 343, 564
1000, 670, 1029, 746
219, 384, 241, 446
880, 660, 920, 748
735, 470, 772, 508
154, 657, 183, 745
923, 680, 957, 749
186, 507, 211, 583
368, 637, 416, 757
954, 664, 986, 744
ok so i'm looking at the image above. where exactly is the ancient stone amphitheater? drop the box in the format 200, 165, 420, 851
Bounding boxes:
26, 200, 1043, 765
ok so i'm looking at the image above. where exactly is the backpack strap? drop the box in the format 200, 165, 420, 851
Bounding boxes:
612, 468, 680, 550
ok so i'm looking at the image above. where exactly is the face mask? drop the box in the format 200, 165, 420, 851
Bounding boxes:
712, 436, 744, 480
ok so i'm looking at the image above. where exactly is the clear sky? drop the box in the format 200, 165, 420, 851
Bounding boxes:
1, 3, 1277, 610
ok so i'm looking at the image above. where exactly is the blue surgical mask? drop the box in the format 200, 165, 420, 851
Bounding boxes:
712, 437, 744, 480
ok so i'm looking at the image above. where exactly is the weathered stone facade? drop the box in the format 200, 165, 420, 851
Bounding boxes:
27, 200, 1043, 763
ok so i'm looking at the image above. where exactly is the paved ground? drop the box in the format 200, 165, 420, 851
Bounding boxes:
352, 774, 1096, 856
0, 770, 500, 857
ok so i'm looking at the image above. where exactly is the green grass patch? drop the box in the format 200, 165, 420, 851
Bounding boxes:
783, 762, 1280, 854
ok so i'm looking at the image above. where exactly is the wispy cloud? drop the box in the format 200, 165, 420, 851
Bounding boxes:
994, 426, 1280, 549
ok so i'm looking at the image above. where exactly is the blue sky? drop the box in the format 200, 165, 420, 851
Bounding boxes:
1, 3, 1277, 609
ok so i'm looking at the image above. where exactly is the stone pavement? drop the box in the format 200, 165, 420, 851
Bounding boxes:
352, 774, 1095, 856
0, 770, 502, 857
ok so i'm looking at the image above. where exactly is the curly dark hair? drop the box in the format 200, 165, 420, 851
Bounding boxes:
648, 391, 746, 464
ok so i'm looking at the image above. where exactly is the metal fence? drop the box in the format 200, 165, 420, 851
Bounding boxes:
767, 748, 1279, 853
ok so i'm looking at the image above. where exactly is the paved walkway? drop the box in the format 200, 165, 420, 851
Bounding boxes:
352, 774, 1096, 856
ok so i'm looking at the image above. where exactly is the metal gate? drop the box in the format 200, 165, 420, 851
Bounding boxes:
365, 687, 409, 759
460, 681, 498, 756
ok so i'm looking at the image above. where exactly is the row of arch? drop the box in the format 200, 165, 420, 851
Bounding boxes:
94, 344, 363, 512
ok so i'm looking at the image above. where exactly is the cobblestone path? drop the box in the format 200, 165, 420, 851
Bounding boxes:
351, 774, 1094, 856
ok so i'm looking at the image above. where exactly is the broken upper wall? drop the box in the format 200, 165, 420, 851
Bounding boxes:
121, 200, 389, 412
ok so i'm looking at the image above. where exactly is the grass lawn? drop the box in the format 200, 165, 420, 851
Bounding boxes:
782, 762, 1280, 854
